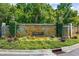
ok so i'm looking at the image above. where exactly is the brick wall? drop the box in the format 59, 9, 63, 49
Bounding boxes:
4, 24, 78, 38
16, 24, 56, 37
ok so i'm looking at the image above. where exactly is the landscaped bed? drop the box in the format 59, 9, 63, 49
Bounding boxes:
0, 37, 79, 50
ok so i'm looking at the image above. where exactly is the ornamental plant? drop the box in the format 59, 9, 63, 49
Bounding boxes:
9, 20, 17, 37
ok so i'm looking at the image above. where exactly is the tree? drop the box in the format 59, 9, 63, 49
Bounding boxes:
56, 3, 78, 37
56, 3, 72, 37
57, 3, 78, 25
0, 4, 12, 23
15, 3, 56, 24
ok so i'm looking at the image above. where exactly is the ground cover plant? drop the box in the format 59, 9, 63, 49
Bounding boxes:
0, 37, 79, 50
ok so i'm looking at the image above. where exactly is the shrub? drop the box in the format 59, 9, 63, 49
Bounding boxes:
0, 38, 79, 49
9, 21, 18, 37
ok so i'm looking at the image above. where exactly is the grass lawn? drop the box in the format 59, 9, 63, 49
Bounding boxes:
0, 37, 79, 50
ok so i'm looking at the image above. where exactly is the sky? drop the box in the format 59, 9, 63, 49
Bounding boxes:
51, 3, 79, 13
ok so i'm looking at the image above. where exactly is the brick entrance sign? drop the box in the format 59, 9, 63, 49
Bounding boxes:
16, 24, 56, 37
1, 23, 78, 38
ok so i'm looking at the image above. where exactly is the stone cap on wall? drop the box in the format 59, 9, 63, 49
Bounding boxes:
17, 23, 55, 26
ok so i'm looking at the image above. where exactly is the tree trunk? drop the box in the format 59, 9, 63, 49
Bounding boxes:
35, 14, 39, 23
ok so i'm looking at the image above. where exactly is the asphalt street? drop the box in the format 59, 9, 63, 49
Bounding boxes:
58, 48, 79, 56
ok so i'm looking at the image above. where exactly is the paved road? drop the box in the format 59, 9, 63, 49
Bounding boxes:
58, 48, 79, 56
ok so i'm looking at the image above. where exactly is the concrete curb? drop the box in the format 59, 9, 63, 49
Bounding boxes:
0, 49, 56, 56
0, 43, 79, 55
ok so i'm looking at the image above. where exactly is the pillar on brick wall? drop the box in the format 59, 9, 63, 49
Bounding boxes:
63, 25, 70, 39
1, 23, 6, 37
67, 24, 70, 38
69, 23, 73, 38
0, 23, 2, 37
63, 23, 73, 39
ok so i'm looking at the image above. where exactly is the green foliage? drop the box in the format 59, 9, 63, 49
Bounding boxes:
0, 38, 79, 49
0, 3, 78, 25
56, 23, 63, 37
56, 3, 78, 25
9, 21, 16, 37
15, 3, 56, 24
56, 3, 78, 37
0, 3, 11, 24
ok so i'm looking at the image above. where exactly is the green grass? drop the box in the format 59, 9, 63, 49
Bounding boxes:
0, 38, 79, 50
